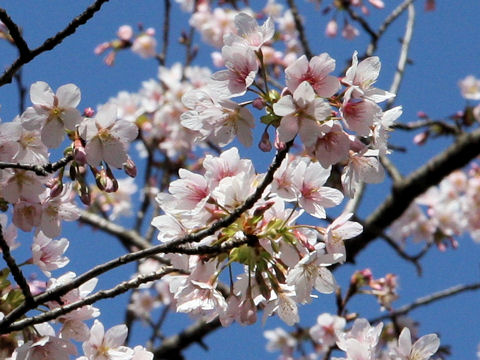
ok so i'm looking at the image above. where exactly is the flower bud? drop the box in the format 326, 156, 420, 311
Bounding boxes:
123, 156, 137, 178
325, 19, 338, 38
258, 130, 272, 152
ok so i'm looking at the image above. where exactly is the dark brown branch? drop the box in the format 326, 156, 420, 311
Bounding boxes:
0, 223, 34, 306
286, 0, 312, 59
4, 268, 177, 332
345, 6, 377, 40
345, 127, 480, 264
0, 0, 111, 86
154, 317, 221, 359
0, 154, 73, 176
370, 282, 480, 323
0, 8, 29, 55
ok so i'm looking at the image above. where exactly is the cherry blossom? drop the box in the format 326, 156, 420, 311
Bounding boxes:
211, 40, 259, 98
285, 54, 340, 97
31, 231, 70, 277
309, 313, 346, 350
389, 327, 440, 360
82, 320, 133, 360
273, 81, 332, 146
0, 213, 19, 251
79, 104, 138, 168
224, 13, 274, 50
20, 81, 82, 148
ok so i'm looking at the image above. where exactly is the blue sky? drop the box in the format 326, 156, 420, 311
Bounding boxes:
1, 1, 480, 359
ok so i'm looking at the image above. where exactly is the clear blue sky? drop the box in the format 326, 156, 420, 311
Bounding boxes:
1, 1, 480, 359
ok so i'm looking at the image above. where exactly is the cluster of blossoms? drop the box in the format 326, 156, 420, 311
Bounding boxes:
265, 316, 440, 360
0, 2, 416, 359
95, 24, 157, 65
390, 166, 480, 249
0, 81, 139, 236
391, 74, 480, 249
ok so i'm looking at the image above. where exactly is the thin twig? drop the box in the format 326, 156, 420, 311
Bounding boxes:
0, 0, 111, 86
0, 223, 34, 306
0, 8, 29, 56
380, 234, 422, 275
365, 0, 416, 57
386, 3, 415, 110
286, 0, 312, 58
370, 282, 480, 323
0, 154, 73, 176
380, 155, 403, 184
345, 6, 377, 40
4, 268, 177, 332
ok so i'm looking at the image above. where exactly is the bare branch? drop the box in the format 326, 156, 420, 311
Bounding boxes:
386, 3, 415, 110
286, 0, 312, 59
345, 6, 377, 41
0, 223, 34, 306
0, 0, 111, 86
346, 127, 480, 264
4, 268, 177, 332
0, 154, 73, 176
154, 317, 222, 359
365, 0, 416, 57
370, 282, 480, 323
0, 8, 29, 55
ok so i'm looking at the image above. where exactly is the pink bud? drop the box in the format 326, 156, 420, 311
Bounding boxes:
425, 0, 435, 11
145, 27, 155, 36
413, 131, 429, 146
94, 42, 111, 55
83, 107, 95, 117
325, 19, 338, 38
104, 52, 116, 66
342, 22, 359, 40
123, 157, 137, 178
74, 138, 87, 166
252, 97, 265, 110
417, 110, 428, 118
49, 180, 64, 198
258, 130, 272, 152
117, 25, 133, 41
79, 185, 91, 205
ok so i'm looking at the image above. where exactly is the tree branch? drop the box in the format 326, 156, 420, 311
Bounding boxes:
4, 268, 177, 332
365, 0, 416, 57
0, 8, 29, 56
286, 0, 312, 58
0, 154, 73, 176
0, 0, 111, 86
0, 223, 34, 306
370, 282, 480, 323
345, 127, 480, 264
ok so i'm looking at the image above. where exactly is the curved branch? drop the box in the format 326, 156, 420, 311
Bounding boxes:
0, 154, 73, 176
345, 127, 480, 264
0, 0, 111, 86
0, 8, 29, 55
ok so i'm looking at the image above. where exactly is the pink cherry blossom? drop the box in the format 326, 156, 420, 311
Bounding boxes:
285, 54, 340, 97
224, 12, 274, 50
20, 81, 82, 148
31, 232, 70, 277
273, 81, 332, 146
309, 313, 346, 349
343, 51, 394, 102
342, 149, 385, 197
307, 123, 351, 168
458, 75, 480, 100
131, 29, 157, 58
293, 160, 344, 218
12, 323, 77, 360
0, 213, 19, 251
324, 212, 363, 262
79, 104, 138, 168
82, 320, 133, 360
210, 41, 258, 97
390, 327, 440, 360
